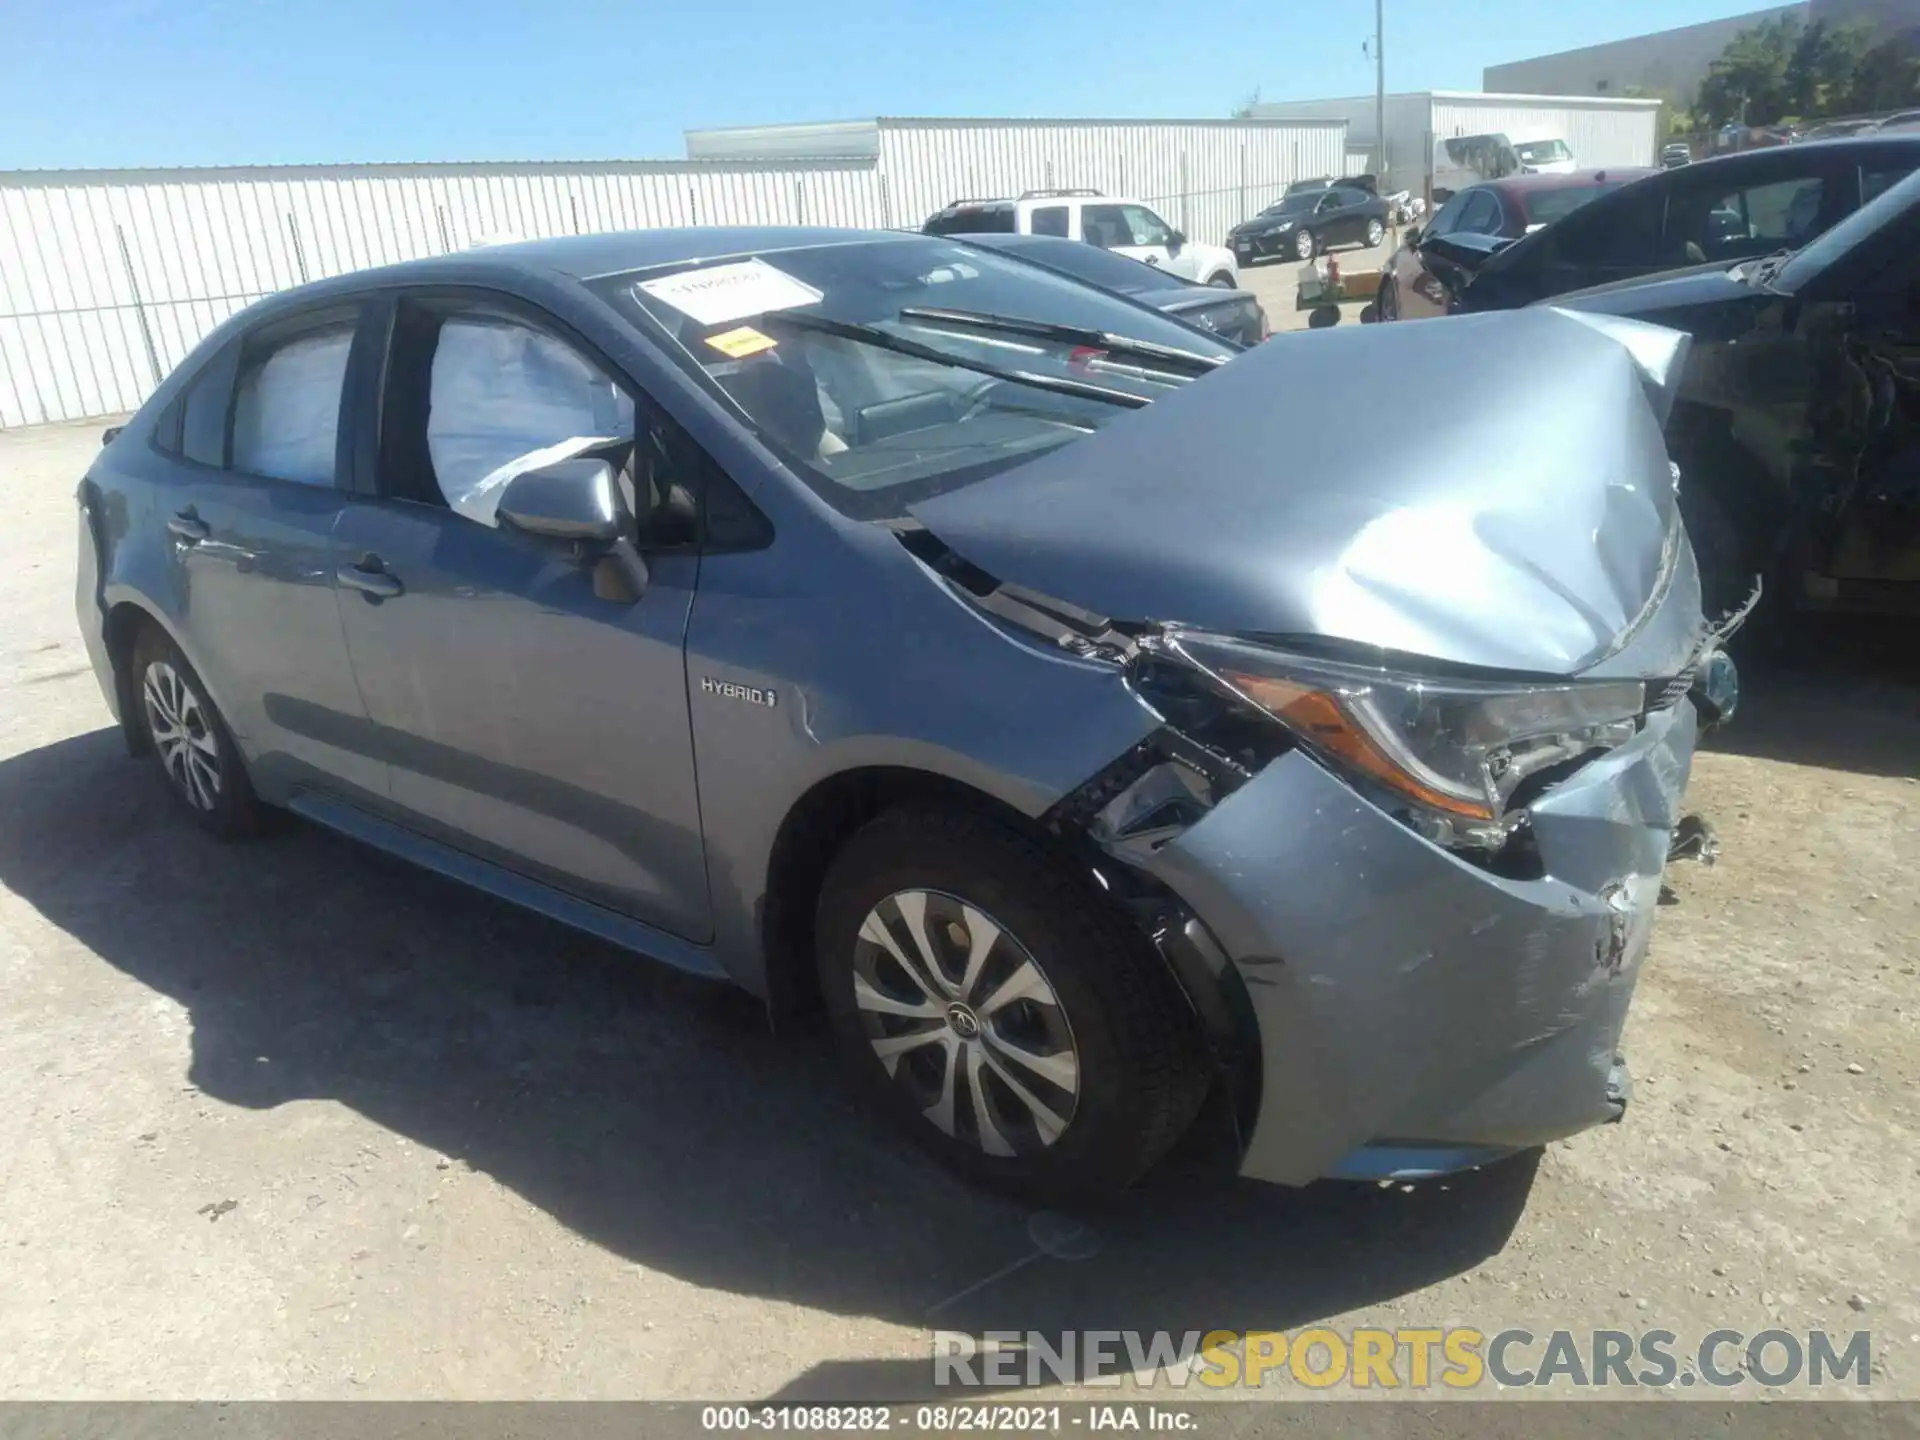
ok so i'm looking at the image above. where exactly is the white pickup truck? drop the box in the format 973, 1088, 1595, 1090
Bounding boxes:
922, 188, 1241, 288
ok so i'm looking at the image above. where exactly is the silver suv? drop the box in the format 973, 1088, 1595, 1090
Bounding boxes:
77, 226, 1723, 1204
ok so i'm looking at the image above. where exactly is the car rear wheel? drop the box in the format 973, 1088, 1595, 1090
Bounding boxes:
1365, 218, 1385, 248
1294, 229, 1317, 261
132, 627, 258, 838
815, 806, 1208, 1206
1206, 273, 1235, 288
1378, 277, 1399, 321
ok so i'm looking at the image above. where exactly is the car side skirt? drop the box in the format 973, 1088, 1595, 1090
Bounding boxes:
287, 791, 728, 981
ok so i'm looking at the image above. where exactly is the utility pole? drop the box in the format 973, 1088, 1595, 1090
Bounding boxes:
1375, 0, 1386, 185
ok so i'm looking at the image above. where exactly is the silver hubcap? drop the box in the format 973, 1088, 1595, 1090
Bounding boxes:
142, 660, 221, 811
1367, 221, 1383, 245
852, 889, 1080, 1157
1296, 230, 1313, 259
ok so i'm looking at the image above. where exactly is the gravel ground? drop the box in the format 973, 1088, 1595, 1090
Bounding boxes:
0, 415, 1914, 1403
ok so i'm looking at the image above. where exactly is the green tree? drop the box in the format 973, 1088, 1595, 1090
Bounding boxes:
1840, 35, 1920, 114
1785, 21, 1872, 118
1698, 16, 1800, 127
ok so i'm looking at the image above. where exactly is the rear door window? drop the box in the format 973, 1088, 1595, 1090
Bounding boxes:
1081, 204, 1132, 248
1665, 175, 1824, 263
1029, 205, 1069, 237
231, 321, 356, 486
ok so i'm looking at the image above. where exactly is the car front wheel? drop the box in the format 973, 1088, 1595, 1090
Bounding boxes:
816, 806, 1208, 1206
1294, 229, 1317, 261
133, 627, 258, 837
1378, 277, 1399, 321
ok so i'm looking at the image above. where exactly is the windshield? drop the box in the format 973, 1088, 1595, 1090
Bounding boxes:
1515, 139, 1571, 165
588, 237, 1233, 518
1774, 164, 1920, 292
1262, 193, 1320, 216
1522, 182, 1621, 225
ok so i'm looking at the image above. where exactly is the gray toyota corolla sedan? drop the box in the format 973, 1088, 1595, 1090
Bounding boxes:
76, 226, 1730, 1205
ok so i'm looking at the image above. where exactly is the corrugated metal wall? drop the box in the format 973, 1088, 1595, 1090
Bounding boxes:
1428, 97, 1663, 171
876, 119, 1348, 249
0, 118, 1348, 428
0, 160, 883, 428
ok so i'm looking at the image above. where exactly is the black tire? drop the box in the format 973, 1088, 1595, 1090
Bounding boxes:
1206, 273, 1235, 288
815, 806, 1209, 1207
1364, 218, 1385, 248
1294, 229, 1318, 261
1378, 276, 1399, 322
131, 626, 259, 838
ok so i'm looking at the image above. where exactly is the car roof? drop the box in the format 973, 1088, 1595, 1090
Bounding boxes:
227, 226, 923, 315
1695, 133, 1920, 167
1484, 168, 1657, 196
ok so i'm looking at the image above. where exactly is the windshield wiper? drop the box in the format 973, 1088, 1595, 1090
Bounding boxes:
895, 307, 1227, 375
762, 311, 1150, 408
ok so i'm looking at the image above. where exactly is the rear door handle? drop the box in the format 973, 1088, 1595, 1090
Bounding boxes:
338, 556, 404, 599
167, 510, 210, 543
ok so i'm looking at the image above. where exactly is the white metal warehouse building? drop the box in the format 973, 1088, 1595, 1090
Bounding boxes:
1249, 91, 1663, 201
0, 114, 1346, 427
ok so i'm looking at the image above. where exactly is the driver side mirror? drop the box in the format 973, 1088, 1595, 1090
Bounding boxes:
1168, 228, 1186, 252
1404, 224, 1423, 246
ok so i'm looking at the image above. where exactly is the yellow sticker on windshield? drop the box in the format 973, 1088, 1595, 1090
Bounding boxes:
705, 326, 778, 359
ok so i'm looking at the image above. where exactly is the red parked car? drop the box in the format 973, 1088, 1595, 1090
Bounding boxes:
1376, 169, 1657, 322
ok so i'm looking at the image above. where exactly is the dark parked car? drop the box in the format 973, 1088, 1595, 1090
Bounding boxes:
1228, 183, 1390, 265
958, 232, 1268, 345
1377, 169, 1657, 322
76, 225, 1719, 1205
1550, 165, 1920, 622
1281, 174, 1378, 198
1450, 136, 1920, 315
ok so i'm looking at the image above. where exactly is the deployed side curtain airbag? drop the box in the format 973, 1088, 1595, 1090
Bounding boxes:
427, 319, 634, 527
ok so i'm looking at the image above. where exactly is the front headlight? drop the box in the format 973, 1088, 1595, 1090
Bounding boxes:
1157, 630, 1645, 839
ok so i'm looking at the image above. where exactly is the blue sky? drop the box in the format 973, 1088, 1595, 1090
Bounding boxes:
5, 0, 1767, 170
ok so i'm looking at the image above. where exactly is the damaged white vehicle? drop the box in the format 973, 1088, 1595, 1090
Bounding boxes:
78, 229, 1736, 1204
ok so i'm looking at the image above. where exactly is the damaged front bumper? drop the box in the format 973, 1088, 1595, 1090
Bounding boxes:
1139, 698, 1697, 1187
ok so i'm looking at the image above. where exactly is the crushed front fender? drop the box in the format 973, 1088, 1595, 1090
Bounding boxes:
1141, 700, 1698, 1186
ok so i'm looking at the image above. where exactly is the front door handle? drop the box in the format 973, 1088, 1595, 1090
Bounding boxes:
167, 510, 210, 543
338, 556, 404, 599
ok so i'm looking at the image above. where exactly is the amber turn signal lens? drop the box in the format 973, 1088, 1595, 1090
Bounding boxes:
1224, 670, 1497, 822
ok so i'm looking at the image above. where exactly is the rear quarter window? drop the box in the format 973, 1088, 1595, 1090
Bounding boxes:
924, 205, 1015, 236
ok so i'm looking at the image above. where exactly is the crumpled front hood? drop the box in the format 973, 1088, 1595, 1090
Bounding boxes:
909, 307, 1693, 677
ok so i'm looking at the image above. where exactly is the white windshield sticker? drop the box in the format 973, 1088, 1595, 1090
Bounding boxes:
637, 259, 824, 327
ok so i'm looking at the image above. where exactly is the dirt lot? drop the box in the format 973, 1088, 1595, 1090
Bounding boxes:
0, 415, 1915, 1402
